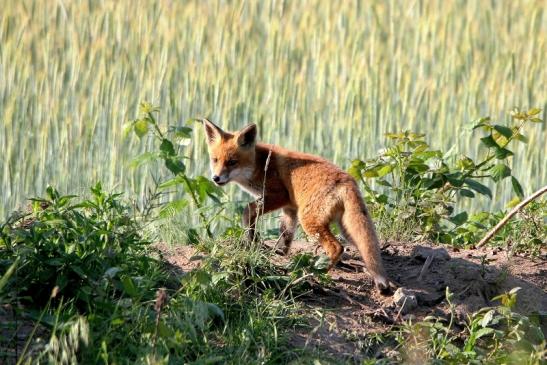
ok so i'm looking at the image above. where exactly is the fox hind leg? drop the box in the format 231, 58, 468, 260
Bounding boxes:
299, 217, 343, 270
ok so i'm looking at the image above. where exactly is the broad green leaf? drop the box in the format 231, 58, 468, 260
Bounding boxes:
480, 135, 499, 149
348, 165, 361, 179
348, 159, 365, 179
171, 126, 193, 140
511, 176, 524, 199
211, 272, 229, 285
407, 161, 429, 173
445, 172, 464, 187
46, 186, 59, 200
194, 176, 223, 204
475, 327, 494, 339
207, 303, 225, 321
423, 176, 444, 190
158, 199, 188, 218
71, 265, 87, 279
193, 270, 212, 288
464, 178, 492, 198
416, 150, 443, 160
363, 169, 378, 178
376, 164, 394, 177
158, 176, 186, 189
491, 164, 511, 182
481, 310, 495, 327
129, 152, 158, 169
493, 125, 513, 139
365, 163, 388, 178
165, 158, 185, 175
530, 117, 543, 123
459, 189, 475, 198
527, 108, 541, 116
133, 119, 149, 138
449, 211, 468, 226
121, 275, 138, 297
494, 147, 513, 159
492, 132, 508, 147
514, 131, 528, 145
160, 138, 176, 156
456, 156, 475, 170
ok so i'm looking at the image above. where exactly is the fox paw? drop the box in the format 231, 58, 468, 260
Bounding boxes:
374, 276, 398, 296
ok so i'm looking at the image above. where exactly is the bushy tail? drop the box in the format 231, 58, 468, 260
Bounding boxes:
341, 186, 391, 291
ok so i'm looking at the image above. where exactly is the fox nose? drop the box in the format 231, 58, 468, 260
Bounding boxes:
212, 175, 220, 183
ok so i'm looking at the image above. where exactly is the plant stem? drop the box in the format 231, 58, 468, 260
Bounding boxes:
147, 112, 165, 139
181, 175, 213, 238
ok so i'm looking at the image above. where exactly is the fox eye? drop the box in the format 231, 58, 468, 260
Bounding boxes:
226, 159, 238, 166
212, 158, 218, 163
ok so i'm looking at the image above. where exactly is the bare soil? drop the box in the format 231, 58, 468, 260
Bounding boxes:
155, 239, 547, 362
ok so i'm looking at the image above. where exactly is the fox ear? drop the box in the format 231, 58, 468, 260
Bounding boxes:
202, 118, 224, 144
237, 123, 257, 148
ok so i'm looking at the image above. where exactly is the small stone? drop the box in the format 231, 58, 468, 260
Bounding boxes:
393, 288, 418, 314
412, 246, 451, 261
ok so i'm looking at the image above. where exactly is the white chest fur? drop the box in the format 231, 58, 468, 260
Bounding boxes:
234, 180, 262, 198
230, 167, 262, 198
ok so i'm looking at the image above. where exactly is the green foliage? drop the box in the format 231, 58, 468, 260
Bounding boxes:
126, 102, 224, 238
480, 200, 545, 256
286, 253, 332, 285
0, 183, 159, 308
0, 186, 317, 364
396, 288, 546, 364
349, 108, 544, 245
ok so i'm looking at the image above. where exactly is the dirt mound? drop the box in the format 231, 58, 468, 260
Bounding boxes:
155, 240, 546, 361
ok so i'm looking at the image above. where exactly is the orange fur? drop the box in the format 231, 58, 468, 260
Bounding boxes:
203, 119, 392, 292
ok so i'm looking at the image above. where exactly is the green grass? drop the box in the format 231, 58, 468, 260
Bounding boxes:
1, 0, 546, 220
0, 187, 314, 363
1, 186, 544, 363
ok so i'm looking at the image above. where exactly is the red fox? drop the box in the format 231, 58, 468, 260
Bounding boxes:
202, 119, 393, 292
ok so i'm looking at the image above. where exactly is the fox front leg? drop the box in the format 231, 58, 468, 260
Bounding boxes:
275, 207, 298, 255
242, 195, 289, 244
242, 201, 260, 243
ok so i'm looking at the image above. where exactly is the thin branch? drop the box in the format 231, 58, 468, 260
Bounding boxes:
252, 148, 272, 242
475, 185, 547, 248
417, 255, 434, 281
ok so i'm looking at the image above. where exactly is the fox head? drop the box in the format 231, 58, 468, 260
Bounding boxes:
202, 119, 257, 186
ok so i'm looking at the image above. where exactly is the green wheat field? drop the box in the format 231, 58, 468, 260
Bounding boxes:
1, 0, 545, 220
